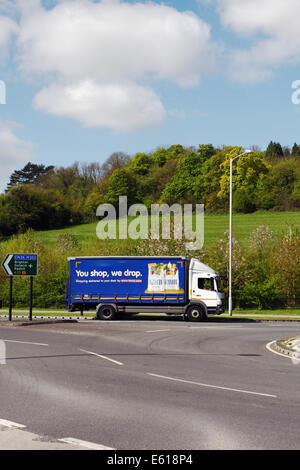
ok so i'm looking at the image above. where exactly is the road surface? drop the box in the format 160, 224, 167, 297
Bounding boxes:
0, 318, 300, 450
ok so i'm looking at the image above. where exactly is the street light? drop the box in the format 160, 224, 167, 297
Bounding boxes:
228, 149, 252, 316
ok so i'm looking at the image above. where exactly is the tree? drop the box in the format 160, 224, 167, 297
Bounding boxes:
261, 158, 300, 210
161, 149, 204, 204
265, 141, 284, 160
152, 145, 185, 167
0, 185, 71, 235
129, 152, 153, 175
101, 152, 131, 178
196, 144, 215, 164
153, 159, 178, 194
152, 148, 169, 167
85, 179, 109, 219
292, 143, 300, 157
106, 168, 137, 208
7, 162, 54, 189
272, 229, 300, 306
166, 144, 185, 160
207, 230, 252, 308
233, 188, 256, 213
193, 148, 225, 211
79, 162, 103, 186
217, 148, 271, 210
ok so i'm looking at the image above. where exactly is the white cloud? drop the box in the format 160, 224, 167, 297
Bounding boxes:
0, 121, 35, 192
12, 0, 218, 131
0, 14, 18, 63
33, 79, 166, 132
16, 0, 216, 86
0, 0, 18, 15
216, 0, 300, 82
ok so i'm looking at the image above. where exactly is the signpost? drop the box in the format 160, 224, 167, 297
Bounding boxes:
1, 254, 38, 321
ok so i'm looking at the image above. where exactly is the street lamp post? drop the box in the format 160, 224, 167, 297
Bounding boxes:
228, 150, 252, 316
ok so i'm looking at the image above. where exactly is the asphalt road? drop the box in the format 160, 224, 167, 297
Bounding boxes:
0, 318, 300, 450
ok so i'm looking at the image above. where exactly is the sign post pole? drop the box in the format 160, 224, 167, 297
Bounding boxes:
29, 276, 33, 321
9, 276, 13, 322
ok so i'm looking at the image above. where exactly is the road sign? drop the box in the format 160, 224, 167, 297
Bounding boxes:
1, 254, 38, 277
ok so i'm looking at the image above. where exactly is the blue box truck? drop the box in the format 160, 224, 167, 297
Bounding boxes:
66, 256, 225, 321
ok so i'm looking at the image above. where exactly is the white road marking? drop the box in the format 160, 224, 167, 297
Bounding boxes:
266, 340, 292, 359
79, 349, 123, 366
148, 373, 277, 398
58, 437, 115, 450
146, 329, 171, 333
0, 419, 26, 429
188, 326, 244, 329
3, 340, 48, 346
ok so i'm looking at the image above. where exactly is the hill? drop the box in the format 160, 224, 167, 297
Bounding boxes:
36, 211, 300, 249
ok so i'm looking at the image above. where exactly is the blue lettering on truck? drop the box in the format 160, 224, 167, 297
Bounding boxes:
67, 257, 186, 309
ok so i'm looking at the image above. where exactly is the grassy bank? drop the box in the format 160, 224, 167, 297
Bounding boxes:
35, 211, 300, 249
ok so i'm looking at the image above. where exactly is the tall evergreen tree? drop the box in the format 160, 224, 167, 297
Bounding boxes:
265, 141, 284, 159
7, 162, 54, 190
292, 143, 300, 157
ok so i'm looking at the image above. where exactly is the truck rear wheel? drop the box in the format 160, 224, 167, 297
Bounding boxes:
186, 305, 207, 322
97, 304, 117, 321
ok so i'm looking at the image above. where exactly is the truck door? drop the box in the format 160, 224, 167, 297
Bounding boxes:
191, 274, 216, 302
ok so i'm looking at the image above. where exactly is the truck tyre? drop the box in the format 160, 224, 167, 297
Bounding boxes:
186, 305, 207, 322
97, 304, 117, 321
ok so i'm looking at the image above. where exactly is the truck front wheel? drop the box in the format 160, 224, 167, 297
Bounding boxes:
186, 305, 207, 322
97, 304, 117, 321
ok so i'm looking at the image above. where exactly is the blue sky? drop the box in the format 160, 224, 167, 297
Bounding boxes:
0, 0, 300, 191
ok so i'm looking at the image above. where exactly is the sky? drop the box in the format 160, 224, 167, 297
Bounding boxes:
0, 0, 300, 192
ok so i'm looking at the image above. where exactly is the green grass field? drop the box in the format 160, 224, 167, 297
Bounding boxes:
36, 210, 300, 249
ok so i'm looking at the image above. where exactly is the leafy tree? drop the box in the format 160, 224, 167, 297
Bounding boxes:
166, 144, 185, 160
196, 144, 215, 164
292, 180, 300, 203
129, 152, 153, 175
218, 149, 271, 209
161, 149, 204, 204
152, 145, 185, 167
207, 230, 252, 308
0, 185, 71, 235
193, 149, 225, 211
233, 188, 256, 213
85, 179, 109, 219
153, 159, 178, 194
152, 148, 169, 167
106, 168, 138, 208
260, 158, 300, 210
272, 229, 300, 306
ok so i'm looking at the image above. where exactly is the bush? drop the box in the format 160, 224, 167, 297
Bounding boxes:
233, 189, 256, 213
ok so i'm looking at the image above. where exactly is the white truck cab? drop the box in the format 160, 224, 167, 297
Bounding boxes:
189, 258, 225, 315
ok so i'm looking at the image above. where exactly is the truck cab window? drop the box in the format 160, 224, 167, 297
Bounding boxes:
215, 277, 224, 293
198, 278, 214, 291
